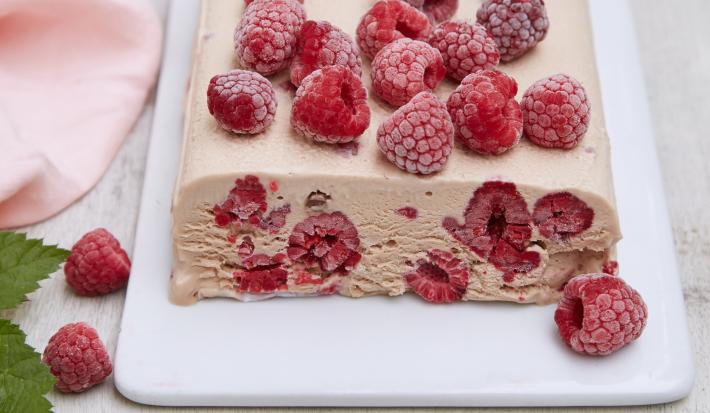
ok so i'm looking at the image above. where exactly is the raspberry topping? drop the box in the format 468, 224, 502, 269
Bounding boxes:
245, 0, 302, 4
422, 0, 459, 24
207, 70, 277, 135
234, 0, 306, 75
428, 20, 500, 81
291, 65, 371, 144
42, 322, 112, 393
377, 91, 453, 174
234, 253, 288, 293
522, 74, 591, 149
447, 70, 523, 155
356, 0, 433, 59
371, 39, 446, 107
290, 20, 362, 87
396, 206, 419, 219
405, 249, 469, 303
443, 181, 540, 281
602, 260, 619, 276
287, 212, 362, 275
533, 192, 594, 241
476, 0, 549, 62
555, 274, 648, 356
64, 228, 131, 296
214, 175, 290, 231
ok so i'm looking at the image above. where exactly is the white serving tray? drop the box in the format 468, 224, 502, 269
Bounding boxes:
114, 0, 694, 407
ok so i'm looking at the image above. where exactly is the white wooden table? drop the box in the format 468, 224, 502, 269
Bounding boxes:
9, 0, 708, 411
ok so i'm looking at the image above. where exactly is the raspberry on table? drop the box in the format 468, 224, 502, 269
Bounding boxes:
371, 38, 446, 107
405, 249, 469, 304
428, 20, 500, 81
234, 0, 306, 75
533, 192, 594, 241
356, 0, 433, 59
446, 70, 523, 155
207, 70, 277, 135
377, 91, 454, 174
64, 228, 131, 296
234, 253, 288, 293
287, 211, 362, 276
291, 65, 371, 144
555, 274, 648, 356
290, 20, 362, 87
476, 0, 549, 62
42, 322, 112, 393
522, 73, 591, 149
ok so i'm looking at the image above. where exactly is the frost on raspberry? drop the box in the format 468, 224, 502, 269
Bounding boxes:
64, 228, 131, 296
443, 181, 540, 282
447, 70, 523, 155
356, 0, 433, 59
406, 249, 469, 303
555, 274, 648, 356
602, 260, 619, 276
422, 0, 459, 23
291, 65, 371, 144
234, 0, 307, 75
533, 192, 594, 241
476, 0, 549, 62
207, 70, 277, 135
522, 74, 591, 149
428, 20, 500, 81
377, 91, 453, 174
234, 253, 288, 293
290, 20, 362, 87
287, 212, 362, 276
371, 38, 446, 107
213, 175, 290, 232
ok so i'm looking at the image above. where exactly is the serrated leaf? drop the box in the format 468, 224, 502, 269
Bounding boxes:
0, 319, 55, 413
0, 232, 70, 311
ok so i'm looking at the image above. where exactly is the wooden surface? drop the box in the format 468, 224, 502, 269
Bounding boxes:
7, 0, 708, 411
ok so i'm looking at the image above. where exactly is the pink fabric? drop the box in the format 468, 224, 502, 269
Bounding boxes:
0, 0, 162, 229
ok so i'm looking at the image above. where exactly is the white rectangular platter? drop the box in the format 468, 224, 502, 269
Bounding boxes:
114, 0, 694, 407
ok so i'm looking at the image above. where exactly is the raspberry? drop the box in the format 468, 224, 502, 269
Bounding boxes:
402, 0, 425, 7
245, 0, 302, 4
446, 70, 523, 155
555, 274, 648, 356
291, 65, 371, 144
213, 175, 268, 228
371, 39, 446, 107
443, 181, 540, 281
356, 0, 433, 59
533, 192, 594, 241
376, 91, 453, 174
396, 206, 419, 219
234, 253, 288, 293
290, 20, 362, 87
422, 0, 459, 23
64, 229, 131, 296
258, 204, 292, 233
207, 70, 277, 135
405, 249, 469, 303
522, 74, 591, 149
428, 20, 500, 81
234, 0, 306, 75
42, 323, 112, 393
287, 212, 362, 276
237, 236, 255, 258
602, 260, 619, 276
476, 0, 549, 62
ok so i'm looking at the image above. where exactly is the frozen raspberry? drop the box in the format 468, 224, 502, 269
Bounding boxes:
356, 0, 433, 59
234, 253, 288, 293
371, 39, 445, 107
443, 181, 540, 281
42, 323, 112, 393
555, 274, 648, 356
396, 206, 419, 219
476, 0, 549, 62
207, 70, 277, 135
533, 192, 594, 241
63, 229, 131, 296
234, 0, 306, 75
377, 91, 453, 174
245, 0, 302, 5
213, 175, 267, 228
402, 0, 425, 8
423, 0, 459, 23
258, 204, 292, 233
290, 20, 362, 87
287, 212, 362, 275
602, 260, 619, 276
428, 20, 500, 81
447, 70, 523, 155
237, 236, 255, 258
291, 65, 371, 144
522, 74, 591, 149
405, 249, 469, 303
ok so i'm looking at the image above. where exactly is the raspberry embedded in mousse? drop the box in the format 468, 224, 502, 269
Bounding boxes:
356, 0, 433, 59
533, 192, 594, 241
476, 0, 549, 62
234, 253, 289, 293
213, 175, 291, 232
406, 249, 469, 303
207, 70, 277, 135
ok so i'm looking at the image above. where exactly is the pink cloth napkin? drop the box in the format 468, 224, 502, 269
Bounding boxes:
0, 0, 162, 229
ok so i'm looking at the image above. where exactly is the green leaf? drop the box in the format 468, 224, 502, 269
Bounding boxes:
0, 232, 70, 311
0, 319, 55, 413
